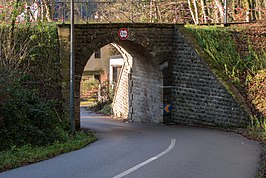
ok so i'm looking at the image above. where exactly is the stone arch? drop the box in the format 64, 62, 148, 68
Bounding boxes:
76, 30, 163, 67
74, 30, 167, 127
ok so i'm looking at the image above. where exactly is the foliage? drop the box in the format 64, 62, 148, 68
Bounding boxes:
89, 100, 113, 116
98, 81, 114, 103
186, 25, 266, 84
99, 104, 113, 115
0, 20, 95, 172
85, 78, 99, 91
28, 23, 63, 101
0, 23, 61, 93
247, 70, 266, 129
0, 131, 96, 172
0, 71, 67, 151
80, 78, 99, 101
186, 25, 266, 130
0, 23, 65, 151
247, 69, 266, 118
186, 26, 242, 83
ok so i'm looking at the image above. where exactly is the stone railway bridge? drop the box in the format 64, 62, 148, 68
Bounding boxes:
58, 23, 249, 129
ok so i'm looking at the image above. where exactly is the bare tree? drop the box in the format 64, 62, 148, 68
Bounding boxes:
200, 0, 208, 23
0, 0, 33, 71
188, 0, 198, 24
214, 0, 224, 23
39, 0, 52, 21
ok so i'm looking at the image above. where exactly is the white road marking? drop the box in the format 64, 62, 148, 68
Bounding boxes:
112, 139, 176, 178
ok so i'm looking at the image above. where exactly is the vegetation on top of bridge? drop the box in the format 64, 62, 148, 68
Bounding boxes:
185, 24, 266, 135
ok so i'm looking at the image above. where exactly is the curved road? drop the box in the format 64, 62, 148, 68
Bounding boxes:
0, 107, 261, 178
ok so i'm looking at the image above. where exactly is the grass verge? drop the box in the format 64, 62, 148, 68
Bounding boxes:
0, 131, 96, 172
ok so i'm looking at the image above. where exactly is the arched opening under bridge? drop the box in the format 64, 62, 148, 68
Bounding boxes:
58, 24, 173, 128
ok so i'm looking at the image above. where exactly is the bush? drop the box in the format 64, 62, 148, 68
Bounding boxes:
89, 99, 113, 115
247, 70, 266, 119
0, 72, 67, 151
0, 23, 67, 151
100, 104, 113, 115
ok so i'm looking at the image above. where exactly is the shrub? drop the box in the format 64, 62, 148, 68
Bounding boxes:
0, 72, 67, 151
247, 70, 266, 119
100, 104, 113, 115
0, 23, 66, 151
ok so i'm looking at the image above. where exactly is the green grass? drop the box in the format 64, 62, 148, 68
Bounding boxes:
0, 131, 96, 172
185, 25, 266, 86
185, 25, 243, 84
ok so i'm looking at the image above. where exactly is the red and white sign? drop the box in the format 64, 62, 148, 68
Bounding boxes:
118, 28, 129, 40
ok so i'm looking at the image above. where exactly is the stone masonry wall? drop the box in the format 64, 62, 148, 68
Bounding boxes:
171, 28, 250, 127
112, 45, 132, 119
130, 52, 163, 123
112, 43, 163, 123
58, 23, 250, 128
112, 63, 131, 118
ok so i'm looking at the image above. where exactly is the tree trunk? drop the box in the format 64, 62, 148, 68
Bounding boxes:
245, 0, 252, 22
251, 0, 257, 20
40, 1, 44, 21
214, 0, 224, 23
214, 5, 219, 23
9, 0, 20, 51
259, 0, 264, 20
150, 0, 153, 22
193, 0, 199, 24
200, 0, 207, 23
188, 0, 197, 24
231, 0, 236, 21
43, 0, 51, 22
154, 0, 162, 22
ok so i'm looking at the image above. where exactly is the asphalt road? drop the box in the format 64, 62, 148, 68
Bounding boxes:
0, 107, 261, 178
